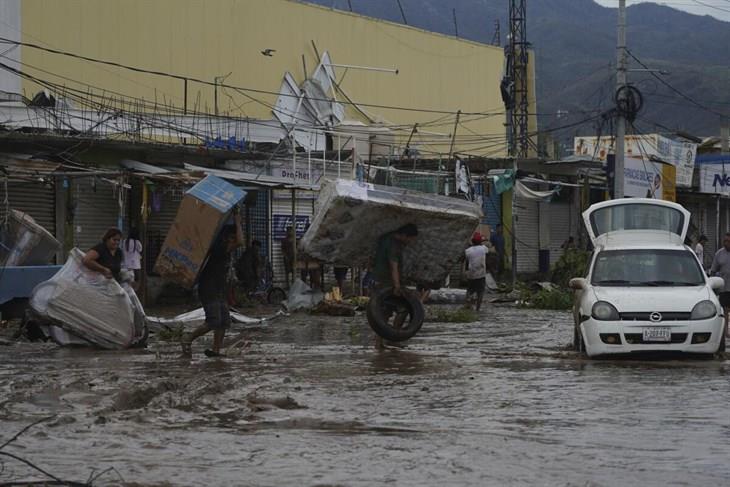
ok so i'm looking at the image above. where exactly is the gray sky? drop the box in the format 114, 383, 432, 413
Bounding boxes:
594, 1, 730, 22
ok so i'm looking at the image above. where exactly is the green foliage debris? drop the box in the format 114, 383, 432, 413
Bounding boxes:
430, 307, 479, 323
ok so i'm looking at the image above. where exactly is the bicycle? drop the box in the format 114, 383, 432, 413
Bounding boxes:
232, 261, 287, 306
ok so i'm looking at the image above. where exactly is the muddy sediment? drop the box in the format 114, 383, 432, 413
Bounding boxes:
1, 304, 729, 486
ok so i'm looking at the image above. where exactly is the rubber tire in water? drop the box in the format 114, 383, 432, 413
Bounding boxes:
366, 287, 425, 342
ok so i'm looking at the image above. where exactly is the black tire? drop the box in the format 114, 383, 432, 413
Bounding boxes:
366, 287, 425, 342
719, 333, 726, 353
267, 287, 287, 305
573, 326, 586, 355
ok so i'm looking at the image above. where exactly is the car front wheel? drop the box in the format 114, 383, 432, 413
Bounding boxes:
573, 326, 586, 355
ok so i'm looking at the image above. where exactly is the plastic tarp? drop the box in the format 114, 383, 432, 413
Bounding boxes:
146, 307, 264, 332
300, 179, 483, 286
514, 180, 560, 202
284, 278, 324, 311
29, 248, 147, 349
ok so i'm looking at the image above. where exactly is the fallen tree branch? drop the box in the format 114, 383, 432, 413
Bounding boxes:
0, 451, 86, 486
0, 416, 55, 451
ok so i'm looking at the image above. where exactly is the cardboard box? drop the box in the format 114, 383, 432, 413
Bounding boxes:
154, 175, 245, 288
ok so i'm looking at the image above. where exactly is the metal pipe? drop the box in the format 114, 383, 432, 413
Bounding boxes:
324, 63, 398, 75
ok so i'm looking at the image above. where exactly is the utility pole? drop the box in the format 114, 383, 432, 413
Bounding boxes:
614, 0, 627, 198
508, 0, 528, 288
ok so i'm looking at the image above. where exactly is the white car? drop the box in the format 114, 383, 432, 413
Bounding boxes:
570, 198, 725, 357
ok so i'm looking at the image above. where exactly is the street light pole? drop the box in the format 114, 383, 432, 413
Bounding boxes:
615, 0, 627, 199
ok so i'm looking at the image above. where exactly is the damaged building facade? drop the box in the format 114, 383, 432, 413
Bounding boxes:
0, 0, 550, 303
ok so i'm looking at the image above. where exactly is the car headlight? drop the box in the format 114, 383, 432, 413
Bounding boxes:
691, 300, 718, 320
591, 301, 620, 321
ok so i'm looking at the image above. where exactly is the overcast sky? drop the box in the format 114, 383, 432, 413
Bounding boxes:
593, 1, 730, 22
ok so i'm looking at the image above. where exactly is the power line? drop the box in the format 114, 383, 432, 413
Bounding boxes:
626, 48, 729, 119
690, 0, 730, 13
0, 36, 503, 117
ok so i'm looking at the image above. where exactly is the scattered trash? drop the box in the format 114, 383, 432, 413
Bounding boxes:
29, 248, 147, 349
311, 301, 356, 316
146, 306, 272, 332
426, 288, 467, 304
284, 278, 324, 312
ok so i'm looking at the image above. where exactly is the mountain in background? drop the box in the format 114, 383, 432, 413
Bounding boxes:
306, 0, 730, 141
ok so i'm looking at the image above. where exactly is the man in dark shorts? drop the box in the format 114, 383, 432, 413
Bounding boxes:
181, 208, 243, 357
710, 232, 730, 338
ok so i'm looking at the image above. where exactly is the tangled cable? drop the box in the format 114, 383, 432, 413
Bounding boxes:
615, 85, 644, 122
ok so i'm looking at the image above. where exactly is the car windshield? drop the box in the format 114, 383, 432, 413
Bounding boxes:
591, 249, 705, 286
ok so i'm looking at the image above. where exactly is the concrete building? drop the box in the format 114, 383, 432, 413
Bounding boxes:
0, 0, 539, 300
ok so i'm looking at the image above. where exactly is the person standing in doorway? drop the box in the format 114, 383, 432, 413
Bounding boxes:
695, 235, 708, 269
281, 225, 296, 287
710, 233, 730, 339
490, 224, 505, 276
182, 208, 244, 358
122, 228, 143, 288
464, 232, 488, 312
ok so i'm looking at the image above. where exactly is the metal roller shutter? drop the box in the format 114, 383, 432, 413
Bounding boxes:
145, 186, 186, 275
270, 189, 316, 287
0, 180, 56, 235
514, 197, 539, 274
73, 178, 119, 252
548, 202, 571, 266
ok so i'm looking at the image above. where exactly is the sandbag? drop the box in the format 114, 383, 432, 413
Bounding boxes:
29, 248, 147, 349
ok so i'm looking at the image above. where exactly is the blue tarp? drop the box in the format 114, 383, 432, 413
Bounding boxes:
0, 266, 62, 305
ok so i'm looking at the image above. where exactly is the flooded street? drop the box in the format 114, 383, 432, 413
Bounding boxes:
2, 304, 730, 486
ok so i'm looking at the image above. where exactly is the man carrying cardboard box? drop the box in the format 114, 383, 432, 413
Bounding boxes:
181, 207, 244, 357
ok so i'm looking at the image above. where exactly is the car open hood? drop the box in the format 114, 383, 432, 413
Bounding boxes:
582, 198, 690, 245
592, 285, 710, 312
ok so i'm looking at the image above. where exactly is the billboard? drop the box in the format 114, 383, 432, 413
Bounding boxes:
698, 163, 730, 195
623, 156, 676, 201
574, 134, 696, 187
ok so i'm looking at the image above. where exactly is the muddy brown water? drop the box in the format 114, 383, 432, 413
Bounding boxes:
2, 305, 730, 486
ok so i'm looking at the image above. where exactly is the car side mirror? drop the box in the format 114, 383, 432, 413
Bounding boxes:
569, 278, 587, 290
708, 276, 724, 291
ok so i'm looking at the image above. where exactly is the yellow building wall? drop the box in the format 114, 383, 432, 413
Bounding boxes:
20, 0, 512, 156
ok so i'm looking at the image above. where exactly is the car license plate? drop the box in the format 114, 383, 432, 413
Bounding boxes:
643, 327, 671, 342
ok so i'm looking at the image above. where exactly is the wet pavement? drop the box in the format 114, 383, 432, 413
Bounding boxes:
2, 304, 730, 486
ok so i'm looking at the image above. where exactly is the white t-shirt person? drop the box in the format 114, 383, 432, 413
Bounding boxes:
122, 238, 143, 271
464, 244, 488, 280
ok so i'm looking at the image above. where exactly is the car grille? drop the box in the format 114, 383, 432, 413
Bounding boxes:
619, 312, 691, 321
624, 333, 688, 344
